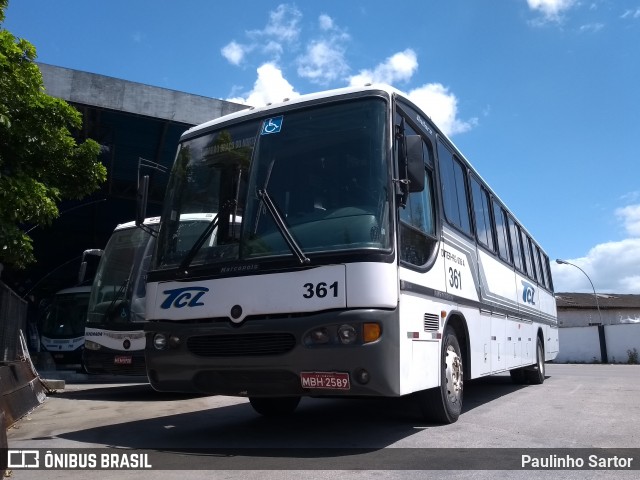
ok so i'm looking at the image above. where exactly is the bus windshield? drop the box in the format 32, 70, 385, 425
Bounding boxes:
86, 226, 156, 325
155, 98, 390, 270
40, 288, 90, 339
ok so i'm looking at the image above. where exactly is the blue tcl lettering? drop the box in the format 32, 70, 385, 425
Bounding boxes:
521, 281, 536, 305
161, 287, 209, 309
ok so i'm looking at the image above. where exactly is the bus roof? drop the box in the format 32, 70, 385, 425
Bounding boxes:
115, 213, 217, 232
182, 83, 403, 139
115, 217, 161, 231
54, 285, 92, 296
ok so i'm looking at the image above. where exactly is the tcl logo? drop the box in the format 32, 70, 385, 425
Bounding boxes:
160, 287, 208, 309
521, 280, 536, 305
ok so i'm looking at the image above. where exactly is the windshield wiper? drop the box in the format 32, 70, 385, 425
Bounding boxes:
257, 188, 310, 265
103, 279, 129, 322
178, 199, 237, 273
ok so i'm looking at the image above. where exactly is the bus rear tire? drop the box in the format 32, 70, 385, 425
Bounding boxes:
249, 396, 301, 417
417, 327, 463, 424
525, 338, 545, 385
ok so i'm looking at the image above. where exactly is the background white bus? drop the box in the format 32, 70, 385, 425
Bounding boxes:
142, 84, 558, 423
38, 285, 91, 366
83, 218, 159, 375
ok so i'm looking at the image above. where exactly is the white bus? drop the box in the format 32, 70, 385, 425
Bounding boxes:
143, 84, 558, 423
39, 285, 92, 365
83, 218, 160, 375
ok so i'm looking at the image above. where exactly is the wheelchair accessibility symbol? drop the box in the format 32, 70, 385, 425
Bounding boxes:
261, 116, 283, 135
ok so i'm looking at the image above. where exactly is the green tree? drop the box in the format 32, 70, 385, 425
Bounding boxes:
0, 0, 107, 269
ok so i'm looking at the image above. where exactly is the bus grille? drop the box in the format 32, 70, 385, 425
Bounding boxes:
187, 333, 296, 357
424, 313, 440, 332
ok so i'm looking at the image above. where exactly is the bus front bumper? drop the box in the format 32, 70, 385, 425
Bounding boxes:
144, 308, 401, 398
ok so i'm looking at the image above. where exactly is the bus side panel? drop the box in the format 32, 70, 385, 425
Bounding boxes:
477, 250, 519, 316
397, 248, 448, 394
397, 292, 442, 395
441, 231, 480, 302
476, 250, 519, 374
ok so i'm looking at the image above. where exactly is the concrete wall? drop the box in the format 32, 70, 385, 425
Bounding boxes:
606, 324, 640, 363
555, 324, 640, 363
39, 63, 248, 126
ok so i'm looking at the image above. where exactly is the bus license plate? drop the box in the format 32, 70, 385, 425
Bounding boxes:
114, 355, 132, 365
300, 372, 350, 390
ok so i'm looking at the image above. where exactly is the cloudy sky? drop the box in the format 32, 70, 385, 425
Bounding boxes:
4, 0, 640, 294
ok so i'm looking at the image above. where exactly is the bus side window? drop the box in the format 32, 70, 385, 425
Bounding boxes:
470, 176, 495, 251
535, 246, 547, 288
399, 123, 437, 267
507, 215, 524, 272
525, 236, 538, 282
492, 200, 511, 263
438, 140, 471, 236
543, 252, 554, 291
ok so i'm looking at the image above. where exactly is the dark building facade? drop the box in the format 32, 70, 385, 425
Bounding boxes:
6, 64, 247, 300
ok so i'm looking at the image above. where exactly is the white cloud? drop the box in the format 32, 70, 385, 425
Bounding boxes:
406, 83, 478, 137
578, 23, 604, 33
223, 4, 302, 65
248, 4, 302, 43
297, 40, 349, 84
348, 49, 475, 137
226, 63, 300, 107
552, 239, 640, 294
621, 9, 640, 19
221, 41, 247, 66
553, 204, 640, 294
527, 0, 576, 22
221, 16, 477, 137
296, 14, 350, 85
349, 49, 418, 86
319, 14, 333, 31
616, 204, 640, 237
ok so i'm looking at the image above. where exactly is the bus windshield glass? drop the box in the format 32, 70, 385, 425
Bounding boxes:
155, 97, 390, 270
40, 290, 90, 339
86, 226, 156, 325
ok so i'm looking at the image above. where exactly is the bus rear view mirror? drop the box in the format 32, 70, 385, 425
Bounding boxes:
136, 175, 149, 226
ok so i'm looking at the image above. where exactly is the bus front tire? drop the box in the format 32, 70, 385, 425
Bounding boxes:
417, 327, 463, 424
249, 396, 301, 417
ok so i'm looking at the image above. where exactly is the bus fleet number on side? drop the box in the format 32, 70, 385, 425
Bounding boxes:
448, 267, 462, 290
303, 281, 339, 299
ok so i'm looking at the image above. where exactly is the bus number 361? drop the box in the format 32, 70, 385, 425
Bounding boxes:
303, 281, 339, 299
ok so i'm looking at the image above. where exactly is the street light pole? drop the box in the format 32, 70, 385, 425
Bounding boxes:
555, 259, 604, 325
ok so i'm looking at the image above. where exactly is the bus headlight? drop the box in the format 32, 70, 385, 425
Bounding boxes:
307, 328, 330, 345
337, 324, 357, 345
153, 333, 167, 350
84, 340, 102, 351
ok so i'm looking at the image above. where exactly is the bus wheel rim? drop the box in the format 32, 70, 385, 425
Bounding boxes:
445, 344, 463, 404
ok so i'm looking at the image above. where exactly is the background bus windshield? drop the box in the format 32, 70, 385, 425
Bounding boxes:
86, 227, 154, 325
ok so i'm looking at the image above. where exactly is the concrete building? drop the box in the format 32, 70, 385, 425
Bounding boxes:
556, 292, 640, 327
8, 64, 247, 299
